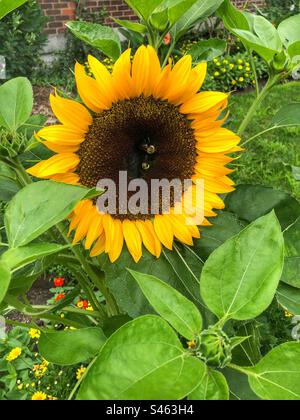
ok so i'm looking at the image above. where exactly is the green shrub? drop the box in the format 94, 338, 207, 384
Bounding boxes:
262, 0, 300, 25
0, 0, 48, 79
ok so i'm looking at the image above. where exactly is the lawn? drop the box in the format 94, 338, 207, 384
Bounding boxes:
230, 81, 300, 198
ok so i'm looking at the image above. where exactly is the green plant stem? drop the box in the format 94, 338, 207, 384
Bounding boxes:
162, 40, 176, 67
68, 355, 97, 400
249, 52, 260, 97
237, 75, 281, 137
5, 319, 43, 330
228, 363, 254, 377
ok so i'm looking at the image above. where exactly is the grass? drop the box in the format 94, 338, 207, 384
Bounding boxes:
228, 81, 300, 199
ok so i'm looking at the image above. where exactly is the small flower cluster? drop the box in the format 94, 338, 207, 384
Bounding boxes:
203, 54, 268, 92
76, 298, 94, 311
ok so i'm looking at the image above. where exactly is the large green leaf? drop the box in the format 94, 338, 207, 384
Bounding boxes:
218, 0, 282, 62
188, 368, 229, 400
5, 181, 95, 248
278, 14, 300, 46
171, 0, 224, 41
282, 217, 300, 288
152, 0, 199, 27
128, 269, 202, 339
0, 179, 20, 202
223, 368, 260, 400
66, 21, 121, 61
124, 0, 163, 20
194, 211, 245, 260
225, 185, 300, 230
77, 315, 205, 400
0, 77, 33, 131
102, 246, 202, 318
188, 38, 226, 62
113, 18, 147, 33
288, 41, 300, 63
248, 342, 300, 400
277, 283, 300, 315
271, 103, 300, 128
38, 328, 106, 366
200, 212, 284, 321
1, 243, 69, 272
0, 262, 11, 305
0, 0, 27, 20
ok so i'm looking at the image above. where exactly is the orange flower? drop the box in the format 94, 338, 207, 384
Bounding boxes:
163, 33, 171, 45
54, 277, 64, 287
55, 293, 66, 302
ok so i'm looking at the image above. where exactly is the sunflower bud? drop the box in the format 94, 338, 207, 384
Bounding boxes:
197, 327, 232, 368
271, 51, 289, 73
0, 131, 28, 158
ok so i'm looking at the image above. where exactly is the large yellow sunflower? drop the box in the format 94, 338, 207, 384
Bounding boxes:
27, 46, 240, 263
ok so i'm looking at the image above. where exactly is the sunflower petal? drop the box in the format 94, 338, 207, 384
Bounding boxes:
102, 213, 115, 253
153, 215, 174, 250
131, 45, 150, 97
50, 93, 92, 132
108, 219, 124, 263
88, 55, 116, 107
136, 220, 162, 258
26, 153, 79, 178
122, 219, 142, 263
90, 233, 106, 257
75, 62, 107, 112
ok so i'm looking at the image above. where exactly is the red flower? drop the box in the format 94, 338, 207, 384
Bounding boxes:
54, 277, 64, 287
82, 300, 89, 309
55, 293, 65, 302
163, 33, 171, 45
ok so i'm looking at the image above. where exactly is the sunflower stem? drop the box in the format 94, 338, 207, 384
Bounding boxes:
237, 74, 281, 138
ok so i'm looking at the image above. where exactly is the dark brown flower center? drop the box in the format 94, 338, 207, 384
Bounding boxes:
78, 96, 196, 220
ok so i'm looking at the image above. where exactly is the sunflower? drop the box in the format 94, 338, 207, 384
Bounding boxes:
27, 46, 240, 263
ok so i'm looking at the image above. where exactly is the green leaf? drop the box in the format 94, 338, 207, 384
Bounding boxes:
171, 0, 224, 41
271, 103, 300, 128
0, 179, 20, 202
152, 0, 199, 27
278, 14, 300, 47
288, 41, 300, 63
223, 368, 259, 400
0, 77, 33, 131
248, 342, 300, 400
77, 315, 205, 400
225, 184, 300, 230
0, 262, 11, 305
188, 368, 229, 400
102, 247, 202, 318
1, 243, 69, 272
4, 181, 95, 248
124, 0, 163, 21
188, 38, 226, 62
217, 0, 250, 32
277, 283, 300, 315
66, 21, 121, 61
292, 166, 300, 181
128, 269, 202, 339
8, 272, 40, 296
282, 217, 300, 288
0, 0, 27, 20
38, 328, 106, 366
194, 211, 245, 260
218, 0, 282, 62
113, 18, 147, 33
200, 212, 284, 321
231, 322, 262, 366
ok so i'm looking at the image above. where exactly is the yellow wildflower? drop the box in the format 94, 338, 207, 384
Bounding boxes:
232, 80, 237, 85
223, 59, 229, 64
6, 347, 22, 362
246, 67, 251, 72
239, 77, 244, 82
31, 391, 47, 400
48, 396, 58, 400
238, 65, 243, 70
214, 71, 220, 77
285, 310, 294, 318
76, 366, 86, 380
187, 340, 196, 349
237, 58, 243, 64
17, 384, 23, 390
230, 63, 234, 69
29, 328, 41, 340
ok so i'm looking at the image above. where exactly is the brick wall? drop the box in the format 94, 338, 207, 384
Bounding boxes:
38, 0, 265, 35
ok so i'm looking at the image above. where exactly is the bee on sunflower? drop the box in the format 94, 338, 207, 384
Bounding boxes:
27, 46, 240, 263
